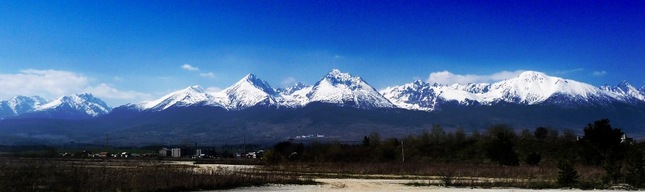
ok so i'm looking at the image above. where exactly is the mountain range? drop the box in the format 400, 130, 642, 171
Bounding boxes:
1, 69, 644, 145
120, 70, 645, 112
0, 94, 110, 120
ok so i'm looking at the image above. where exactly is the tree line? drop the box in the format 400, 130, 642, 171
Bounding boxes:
266, 119, 645, 188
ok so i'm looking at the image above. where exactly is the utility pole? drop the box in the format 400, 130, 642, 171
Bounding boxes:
105, 134, 109, 151
243, 133, 246, 154
401, 140, 405, 163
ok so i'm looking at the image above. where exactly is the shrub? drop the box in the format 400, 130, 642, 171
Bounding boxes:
557, 160, 579, 187
525, 152, 542, 166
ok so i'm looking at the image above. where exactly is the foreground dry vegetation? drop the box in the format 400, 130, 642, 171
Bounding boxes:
263, 119, 645, 189
263, 162, 606, 189
0, 158, 313, 192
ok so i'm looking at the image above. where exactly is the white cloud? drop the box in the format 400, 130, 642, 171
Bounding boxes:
181, 64, 199, 71
592, 70, 607, 77
0, 69, 150, 106
200, 72, 215, 78
281, 77, 297, 87
0, 69, 88, 99
83, 83, 151, 100
427, 70, 525, 85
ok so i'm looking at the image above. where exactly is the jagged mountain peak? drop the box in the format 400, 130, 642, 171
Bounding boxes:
309, 69, 395, 108
380, 80, 438, 111
321, 69, 365, 87
138, 85, 222, 111
617, 80, 637, 90
35, 93, 111, 117
601, 80, 645, 102
231, 73, 276, 95
222, 74, 279, 110
277, 82, 309, 95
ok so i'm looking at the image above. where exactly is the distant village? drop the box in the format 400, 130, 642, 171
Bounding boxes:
55, 133, 330, 159
58, 147, 265, 159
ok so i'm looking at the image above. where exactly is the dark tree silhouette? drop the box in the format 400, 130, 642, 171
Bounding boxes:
580, 119, 624, 165
485, 125, 520, 166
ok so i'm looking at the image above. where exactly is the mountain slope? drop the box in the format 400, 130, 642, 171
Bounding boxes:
306, 69, 395, 108
137, 86, 223, 111
218, 74, 279, 110
487, 71, 608, 104
23, 94, 112, 119
380, 80, 440, 111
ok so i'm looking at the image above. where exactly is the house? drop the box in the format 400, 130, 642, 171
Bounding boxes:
621, 134, 634, 144
98, 152, 109, 158
171, 148, 182, 157
159, 148, 171, 157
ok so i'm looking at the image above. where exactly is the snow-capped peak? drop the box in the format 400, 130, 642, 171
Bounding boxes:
380, 79, 439, 111
35, 93, 111, 117
600, 80, 645, 102
220, 73, 278, 110
239, 73, 277, 95
140, 85, 221, 111
307, 69, 395, 108
488, 71, 602, 104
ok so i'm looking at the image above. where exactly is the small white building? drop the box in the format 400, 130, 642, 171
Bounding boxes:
171, 148, 182, 157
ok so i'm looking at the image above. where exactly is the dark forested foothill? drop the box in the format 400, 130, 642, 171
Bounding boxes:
266, 119, 645, 189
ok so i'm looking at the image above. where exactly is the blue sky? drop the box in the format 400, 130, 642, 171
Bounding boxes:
1, 0, 644, 106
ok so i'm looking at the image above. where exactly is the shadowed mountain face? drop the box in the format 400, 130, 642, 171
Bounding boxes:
1, 101, 644, 146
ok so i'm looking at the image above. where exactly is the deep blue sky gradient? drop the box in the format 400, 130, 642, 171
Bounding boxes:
1, 0, 644, 105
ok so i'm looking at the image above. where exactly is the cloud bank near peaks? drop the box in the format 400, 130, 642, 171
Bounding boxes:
427, 70, 525, 85
0, 69, 150, 105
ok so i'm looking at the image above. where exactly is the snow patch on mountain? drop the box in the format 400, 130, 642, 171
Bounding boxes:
277, 83, 313, 107
139, 86, 223, 111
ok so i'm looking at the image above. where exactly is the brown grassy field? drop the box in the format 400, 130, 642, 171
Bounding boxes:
0, 157, 314, 192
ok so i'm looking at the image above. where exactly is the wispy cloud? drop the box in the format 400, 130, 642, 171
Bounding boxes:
592, 70, 607, 77
0, 69, 149, 105
84, 83, 151, 100
281, 77, 297, 87
181, 64, 199, 71
200, 72, 215, 78
554, 68, 584, 75
427, 70, 525, 85
0, 69, 88, 98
